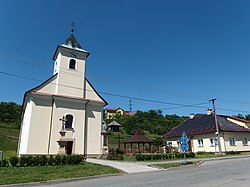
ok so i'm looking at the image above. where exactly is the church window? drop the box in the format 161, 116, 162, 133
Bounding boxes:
65, 114, 74, 129
69, 59, 76, 70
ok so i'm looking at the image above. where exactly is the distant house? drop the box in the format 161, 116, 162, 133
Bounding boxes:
163, 111, 250, 153
104, 107, 135, 119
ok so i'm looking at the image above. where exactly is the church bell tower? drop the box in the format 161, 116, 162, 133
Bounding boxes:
52, 33, 90, 98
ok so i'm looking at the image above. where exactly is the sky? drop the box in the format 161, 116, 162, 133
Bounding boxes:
0, 0, 250, 116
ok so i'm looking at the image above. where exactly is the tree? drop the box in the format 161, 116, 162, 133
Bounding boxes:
152, 137, 165, 153
245, 114, 250, 120
0, 102, 21, 127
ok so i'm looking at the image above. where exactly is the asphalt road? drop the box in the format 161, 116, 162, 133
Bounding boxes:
24, 157, 250, 187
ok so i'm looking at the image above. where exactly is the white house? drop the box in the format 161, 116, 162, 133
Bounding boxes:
164, 111, 250, 153
18, 34, 108, 157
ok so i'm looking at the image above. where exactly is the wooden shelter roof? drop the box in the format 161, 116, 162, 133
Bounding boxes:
124, 130, 153, 143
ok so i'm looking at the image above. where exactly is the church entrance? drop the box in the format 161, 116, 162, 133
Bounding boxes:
65, 141, 73, 155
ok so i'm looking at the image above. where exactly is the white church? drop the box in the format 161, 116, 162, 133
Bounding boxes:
18, 33, 108, 157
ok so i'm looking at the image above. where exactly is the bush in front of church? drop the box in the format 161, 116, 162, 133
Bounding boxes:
106, 147, 124, 160
1, 155, 84, 167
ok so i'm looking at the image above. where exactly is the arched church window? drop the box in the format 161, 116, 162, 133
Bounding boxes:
65, 114, 73, 129
69, 59, 76, 70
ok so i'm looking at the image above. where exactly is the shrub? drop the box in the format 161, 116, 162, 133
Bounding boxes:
197, 151, 214, 155
174, 153, 181, 158
33, 156, 41, 166
66, 155, 82, 164
116, 148, 125, 155
54, 155, 62, 165
62, 155, 67, 165
106, 154, 124, 160
144, 154, 152, 160
9, 156, 19, 167
152, 154, 162, 160
26, 155, 34, 166
48, 155, 54, 165
39, 155, 48, 166
135, 154, 144, 161
0, 159, 9, 167
226, 151, 241, 155
186, 152, 195, 158
20, 156, 28, 166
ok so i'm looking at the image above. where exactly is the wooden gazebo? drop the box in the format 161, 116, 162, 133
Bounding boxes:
124, 130, 153, 153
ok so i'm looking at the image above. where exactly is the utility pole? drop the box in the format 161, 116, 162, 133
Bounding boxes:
129, 98, 132, 112
209, 98, 222, 154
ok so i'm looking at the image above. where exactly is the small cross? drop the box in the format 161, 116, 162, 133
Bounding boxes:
59, 116, 67, 130
71, 22, 75, 34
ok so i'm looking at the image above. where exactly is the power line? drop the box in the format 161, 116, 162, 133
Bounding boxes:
0, 70, 219, 111
1, 70, 250, 114
2, 54, 250, 108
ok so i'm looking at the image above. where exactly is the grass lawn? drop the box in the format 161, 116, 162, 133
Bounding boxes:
0, 125, 19, 158
151, 160, 201, 169
0, 162, 123, 185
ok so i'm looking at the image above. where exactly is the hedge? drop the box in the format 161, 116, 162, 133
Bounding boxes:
0, 155, 84, 167
135, 153, 195, 161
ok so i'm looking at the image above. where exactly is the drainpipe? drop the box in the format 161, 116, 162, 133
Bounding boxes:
83, 100, 89, 159
47, 96, 55, 155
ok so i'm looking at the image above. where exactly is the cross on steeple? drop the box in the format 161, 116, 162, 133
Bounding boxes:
71, 22, 75, 34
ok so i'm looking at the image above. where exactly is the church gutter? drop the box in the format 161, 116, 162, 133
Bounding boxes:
47, 96, 55, 154
83, 100, 89, 159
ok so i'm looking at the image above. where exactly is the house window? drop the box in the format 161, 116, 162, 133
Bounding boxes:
229, 138, 236, 146
198, 139, 203, 147
69, 59, 76, 70
242, 138, 249, 146
65, 114, 73, 129
210, 138, 217, 147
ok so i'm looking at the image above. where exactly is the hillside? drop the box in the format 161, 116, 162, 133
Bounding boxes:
0, 123, 19, 158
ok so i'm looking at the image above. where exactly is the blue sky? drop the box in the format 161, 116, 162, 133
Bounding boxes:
0, 0, 250, 116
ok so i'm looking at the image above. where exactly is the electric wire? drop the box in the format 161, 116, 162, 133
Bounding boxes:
1, 54, 250, 108
1, 70, 250, 114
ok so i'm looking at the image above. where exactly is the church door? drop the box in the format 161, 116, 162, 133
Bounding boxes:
66, 141, 73, 155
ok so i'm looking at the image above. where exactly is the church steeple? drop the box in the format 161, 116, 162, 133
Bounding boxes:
63, 34, 82, 49
52, 34, 90, 98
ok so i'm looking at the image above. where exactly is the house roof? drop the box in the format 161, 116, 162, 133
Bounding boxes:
124, 130, 153, 143
105, 107, 124, 112
222, 115, 250, 123
108, 120, 122, 127
164, 114, 250, 139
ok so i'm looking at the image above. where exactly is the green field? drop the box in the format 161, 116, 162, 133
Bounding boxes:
0, 123, 19, 158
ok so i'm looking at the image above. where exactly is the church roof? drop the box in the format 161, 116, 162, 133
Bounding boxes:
164, 114, 250, 139
63, 34, 82, 49
58, 34, 90, 54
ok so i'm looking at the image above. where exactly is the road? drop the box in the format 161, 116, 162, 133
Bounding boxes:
28, 157, 250, 187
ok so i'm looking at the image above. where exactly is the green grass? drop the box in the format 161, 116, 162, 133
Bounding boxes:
151, 160, 201, 169
0, 162, 123, 185
0, 125, 19, 158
